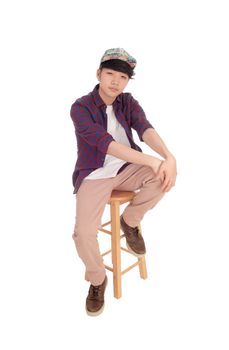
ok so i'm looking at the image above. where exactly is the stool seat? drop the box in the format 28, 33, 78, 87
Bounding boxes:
98, 189, 148, 299
108, 190, 135, 204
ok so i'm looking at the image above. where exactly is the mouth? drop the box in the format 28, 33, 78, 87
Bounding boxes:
109, 87, 119, 92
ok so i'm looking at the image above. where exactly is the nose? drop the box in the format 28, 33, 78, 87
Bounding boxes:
111, 79, 118, 86
111, 75, 119, 86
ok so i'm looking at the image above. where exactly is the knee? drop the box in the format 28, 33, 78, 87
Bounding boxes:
72, 223, 96, 246
72, 222, 83, 245
143, 169, 161, 187
72, 228, 87, 253
143, 173, 165, 196
72, 225, 83, 242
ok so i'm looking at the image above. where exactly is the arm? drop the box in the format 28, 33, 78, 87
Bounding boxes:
71, 101, 161, 172
142, 128, 177, 192
105, 95, 162, 173
107, 141, 162, 174
71, 102, 114, 154
142, 128, 175, 159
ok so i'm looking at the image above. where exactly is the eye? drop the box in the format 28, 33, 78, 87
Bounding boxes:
121, 75, 127, 79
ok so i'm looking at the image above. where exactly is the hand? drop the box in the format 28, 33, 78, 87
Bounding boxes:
149, 156, 163, 175
156, 156, 177, 192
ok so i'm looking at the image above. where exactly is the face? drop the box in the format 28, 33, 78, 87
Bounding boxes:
96, 68, 129, 105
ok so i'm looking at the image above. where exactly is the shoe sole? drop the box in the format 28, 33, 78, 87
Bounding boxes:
126, 242, 146, 258
85, 278, 108, 317
86, 303, 105, 317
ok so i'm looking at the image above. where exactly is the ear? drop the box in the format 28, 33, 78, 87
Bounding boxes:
96, 69, 101, 81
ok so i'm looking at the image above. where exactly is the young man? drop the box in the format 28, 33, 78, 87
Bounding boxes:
70, 48, 177, 316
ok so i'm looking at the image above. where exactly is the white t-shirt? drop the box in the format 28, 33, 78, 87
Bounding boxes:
84, 104, 131, 180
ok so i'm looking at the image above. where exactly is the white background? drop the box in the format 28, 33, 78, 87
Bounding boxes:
1, 0, 229, 349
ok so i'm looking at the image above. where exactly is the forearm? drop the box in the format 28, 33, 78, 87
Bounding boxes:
107, 140, 156, 166
142, 128, 175, 160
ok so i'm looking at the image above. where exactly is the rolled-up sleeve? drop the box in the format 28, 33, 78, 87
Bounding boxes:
130, 96, 154, 141
70, 102, 114, 154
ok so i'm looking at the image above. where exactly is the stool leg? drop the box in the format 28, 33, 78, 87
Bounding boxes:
138, 224, 148, 279
110, 201, 122, 299
138, 256, 148, 279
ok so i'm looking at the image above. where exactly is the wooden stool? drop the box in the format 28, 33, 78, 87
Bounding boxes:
98, 190, 147, 299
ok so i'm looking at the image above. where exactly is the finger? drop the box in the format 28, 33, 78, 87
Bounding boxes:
165, 183, 172, 192
161, 178, 170, 192
160, 174, 165, 184
165, 181, 174, 192
156, 168, 164, 180
162, 184, 171, 192
162, 176, 174, 191
156, 171, 164, 183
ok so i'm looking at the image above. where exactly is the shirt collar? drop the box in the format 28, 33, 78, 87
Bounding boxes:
92, 84, 121, 108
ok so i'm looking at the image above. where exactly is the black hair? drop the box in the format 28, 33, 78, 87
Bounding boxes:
99, 59, 135, 79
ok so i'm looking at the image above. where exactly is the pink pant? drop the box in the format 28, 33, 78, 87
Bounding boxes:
72, 163, 165, 286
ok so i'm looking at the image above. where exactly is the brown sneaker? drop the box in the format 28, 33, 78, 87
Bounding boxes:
120, 215, 146, 257
86, 276, 108, 316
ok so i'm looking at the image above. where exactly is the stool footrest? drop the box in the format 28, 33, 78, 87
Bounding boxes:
101, 246, 139, 257
103, 260, 141, 275
101, 220, 111, 227
101, 249, 112, 256
104, 264, 113, 272
121, 246, 133, 254
121, 261, 140, 275
99, 228, 112, 235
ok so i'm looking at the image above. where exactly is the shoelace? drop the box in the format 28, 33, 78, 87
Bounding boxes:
122, 217, 141, 237
127, 225, 141, 238
89, 285, 101, 298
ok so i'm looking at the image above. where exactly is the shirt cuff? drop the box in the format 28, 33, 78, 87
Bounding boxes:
138, 124, 154, 142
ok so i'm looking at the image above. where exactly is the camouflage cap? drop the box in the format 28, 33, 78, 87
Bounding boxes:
100, 48, 137, 68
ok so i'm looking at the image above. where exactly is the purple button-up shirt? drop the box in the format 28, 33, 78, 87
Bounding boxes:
70, 84, 154, 194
